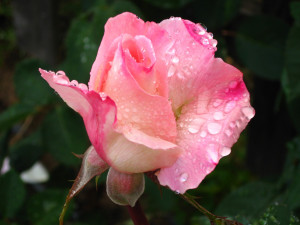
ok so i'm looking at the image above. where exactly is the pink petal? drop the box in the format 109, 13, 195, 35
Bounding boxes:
103, 130, 180, 173
102, 38, 177, 146
159, 18, 218, 111
106, 167, 144, 207
157, 59, 255, 194
89, 12, 171, 98
40, 69, 180, 173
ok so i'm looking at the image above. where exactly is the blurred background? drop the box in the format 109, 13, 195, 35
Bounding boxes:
0, 0, 300, 224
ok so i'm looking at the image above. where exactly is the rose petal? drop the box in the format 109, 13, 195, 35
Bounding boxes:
102, 40, 177, 146
103, 130, 180, 173
106, 167, 145, 207
40, 69, 180, 173
159, 17, 218, 111
157, 60, 254, 193
89, 12, 171, 98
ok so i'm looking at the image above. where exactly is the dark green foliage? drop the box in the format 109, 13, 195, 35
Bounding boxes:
1, 0, 300, 224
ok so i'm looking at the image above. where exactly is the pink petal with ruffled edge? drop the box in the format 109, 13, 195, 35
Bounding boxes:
40, 69, 180, 173
89, 12, 171, 98
157, 19, 254, 193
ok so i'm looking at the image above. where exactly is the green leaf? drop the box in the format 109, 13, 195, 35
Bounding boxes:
0, 103, 35, 132
283, 26, 300, 131
42, 106, 89, 166
283, 26, 300, 101
141, 0, 193, 9
290, 1, 300, 27
215, 182, 276, 222
14, 59, 54, 106
252, 202, 296, 225
9, 130, 44, 172
0, 170, 26, 218
27, 189, 71, 225
190, 0, 241, 30
235, 15, 289, 80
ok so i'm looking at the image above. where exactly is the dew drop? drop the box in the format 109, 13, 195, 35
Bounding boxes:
225, 129, 232, 137
207, 32, 213, 39
220, 147, 231, 156
241, 106, 255, 120
207, 122, 222, 135
210, 39, 218, 47
229, 80, 238, 89
200, 23, 207, 31
168, 65, 176, 77
207, 144, 218, 164
213, 111, 224, 120
70, 80, 78, 86
200, 130, 207, 138
179, 173, 188, 183
229, 122, 235, 128
213, 99, 222, 107
56, 71, 65, 76
171, 56, 179, 64
188, 126, 199, 134
78, 83, 88, 91
224, 100, 236, 113
57, 79, 69, 85
201, 38, 209, 45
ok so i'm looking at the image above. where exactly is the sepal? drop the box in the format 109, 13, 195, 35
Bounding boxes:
59, 146, 109, 225
106, 167, 145, 207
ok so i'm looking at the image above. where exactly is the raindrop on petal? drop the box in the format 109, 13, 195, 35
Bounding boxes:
220, 147, 231, 156
179, 173, 188, 183
224, 101, 236, 113
241, 106, 255, 120
207, 122, 222, 135
213, 111, 224, 120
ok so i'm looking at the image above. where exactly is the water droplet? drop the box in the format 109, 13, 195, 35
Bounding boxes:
224, 101, 236, 113
236, 120, 241, 128
229, 80, 238, 89
171, 56, 179, 64
207, 32, 213, 39
213, 99, 222, 107
70, 80, 78, 86
225, 129, 232, 137
241, 106, 255, 120
207, 144, 218, 164
179, 173, 188, 183
188, 126, 199, 134
168, 65, 176, 77
175, 190, 180, 194
210, 39, 217, 47
201, 38, 209, 45
207, 122, 222, 135
56, 71, 65, 76
78, 83, 88, 91
229, 122, 235, 128
213, 111, 224, 120
200, 23, 207, 31
200, 130, 207, 138
220, 147, 231, 156
57, 79, 69, 85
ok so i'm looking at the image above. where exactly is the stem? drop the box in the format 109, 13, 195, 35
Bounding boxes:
126, 201, 150, 225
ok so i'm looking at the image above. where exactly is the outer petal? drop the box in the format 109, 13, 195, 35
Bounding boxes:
40, 69, 180, 173
89, 12, 171, 97
106, 167, 145, 207
159, 18, 217, 111
157, 60, 255, 193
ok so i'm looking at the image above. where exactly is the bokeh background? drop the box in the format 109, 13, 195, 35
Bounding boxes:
1, 0, 300, 224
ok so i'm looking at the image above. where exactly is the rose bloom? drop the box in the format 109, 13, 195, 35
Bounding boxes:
40, 12, 254, 205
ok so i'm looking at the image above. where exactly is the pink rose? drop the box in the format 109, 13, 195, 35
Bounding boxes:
40, 12, 254, 204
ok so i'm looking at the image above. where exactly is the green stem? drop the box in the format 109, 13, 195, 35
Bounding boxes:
126, 201, 150, 225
